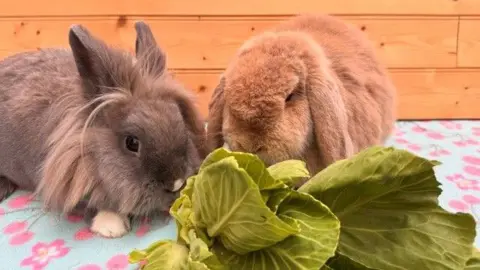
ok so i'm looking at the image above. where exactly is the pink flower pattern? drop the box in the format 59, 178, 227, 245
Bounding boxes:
21, 239, 70, 269
447, 174, 480, 191
0, 188, 165, 269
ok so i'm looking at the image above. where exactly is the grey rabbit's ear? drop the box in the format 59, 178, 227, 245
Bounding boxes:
68, 24, 121, 100
134, 21, 167, 77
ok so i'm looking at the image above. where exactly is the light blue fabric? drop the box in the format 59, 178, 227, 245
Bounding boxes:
0, 120, 479, 269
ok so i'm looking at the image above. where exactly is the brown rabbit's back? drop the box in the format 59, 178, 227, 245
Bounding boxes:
274, 14, 397, 151
0, 49, 83, 189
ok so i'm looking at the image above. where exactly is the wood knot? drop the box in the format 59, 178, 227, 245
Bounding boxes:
198, 85, 207, 92
116, 15, 128, 28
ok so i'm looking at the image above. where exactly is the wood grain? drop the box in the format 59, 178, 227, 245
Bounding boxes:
173, 69, 480, 120
0, 16, 458, 69
458, 18, 480, 67
0, 0, 475, 16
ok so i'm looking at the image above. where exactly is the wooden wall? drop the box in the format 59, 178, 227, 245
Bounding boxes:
1, 0, 480, 119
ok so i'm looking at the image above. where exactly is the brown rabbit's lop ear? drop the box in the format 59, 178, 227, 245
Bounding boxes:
134, 21, 167, 78
307, 63, 354, 169
206, 75, 226, 151
69, 24, 126, 100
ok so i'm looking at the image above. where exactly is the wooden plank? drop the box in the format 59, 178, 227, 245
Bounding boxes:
0, 0, 474, 16
172, 69, 480, 120
0, 16, 458, 69
460, 0, 480, 16
458, 18, 480, 68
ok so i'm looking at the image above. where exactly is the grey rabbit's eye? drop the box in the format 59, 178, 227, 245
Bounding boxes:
125, 135, 140, 153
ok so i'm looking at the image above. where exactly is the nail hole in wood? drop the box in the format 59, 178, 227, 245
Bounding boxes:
36, 30, 40, 35
202, 56, 207, 61
361, 26, 366, 31
20, 22, 24, 26
464, 86, 469, 90
198, 85, 207, 92
380, 42, 385, 47
251, 27, 256, 31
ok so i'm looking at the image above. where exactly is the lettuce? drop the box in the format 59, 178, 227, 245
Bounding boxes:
129, 148, 339, 269
129, 146, 477, 270
299, 146, 476, 270
465, 248, 480, 269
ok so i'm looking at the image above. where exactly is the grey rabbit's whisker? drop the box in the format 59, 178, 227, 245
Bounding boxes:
26, 211, 47, 231
2, 207, 43, 215
79, 92, 129, 159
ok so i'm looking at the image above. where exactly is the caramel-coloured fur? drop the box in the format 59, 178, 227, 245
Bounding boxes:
207, 14, 396, 175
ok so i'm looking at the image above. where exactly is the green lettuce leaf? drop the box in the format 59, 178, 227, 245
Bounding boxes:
265, 188, 291, 213
199, 148, 284, 191
211, 190, 340, 270
170, 194, 194, 245
187, 229, 226, 270
129, 240, 189, 269
299, 146, 477, 270
267, 160, 310, 187
192, 156, 300, 254
465, 248, 480, 269
275, 191, 340, 268
128, 229, 226, 270
326, 253, 373, 269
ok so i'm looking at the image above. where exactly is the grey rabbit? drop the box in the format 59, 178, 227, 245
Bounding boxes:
0, 21, 207, 238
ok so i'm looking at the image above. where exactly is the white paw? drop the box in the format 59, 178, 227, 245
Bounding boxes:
90, 211, 130, 238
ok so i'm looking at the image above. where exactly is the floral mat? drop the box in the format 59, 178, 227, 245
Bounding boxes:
0, 120, 479, 270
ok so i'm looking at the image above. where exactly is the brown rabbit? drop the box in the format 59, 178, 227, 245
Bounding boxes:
207, 14, 397, 177
0, 21, 207, 238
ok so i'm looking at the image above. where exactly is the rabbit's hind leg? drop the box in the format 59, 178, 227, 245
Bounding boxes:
0, 176, 17, 202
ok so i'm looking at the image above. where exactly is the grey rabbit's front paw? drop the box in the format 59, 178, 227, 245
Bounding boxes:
90, 211, 131, 238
